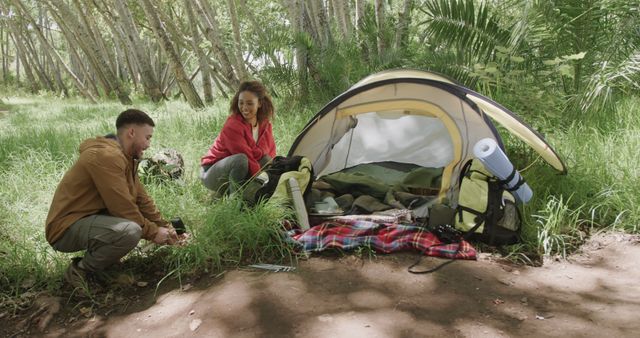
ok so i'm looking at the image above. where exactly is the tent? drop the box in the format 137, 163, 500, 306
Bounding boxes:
287, 69, 566, 205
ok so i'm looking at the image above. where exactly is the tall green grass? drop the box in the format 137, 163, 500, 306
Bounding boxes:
510, 96, 640, 258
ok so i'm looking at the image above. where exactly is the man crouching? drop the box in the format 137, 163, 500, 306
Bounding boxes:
45, 109, 180, 291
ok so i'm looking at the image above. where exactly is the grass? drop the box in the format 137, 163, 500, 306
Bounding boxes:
0, 91, 637, 313
507, 96, 640, 258
0, 94, 313, 313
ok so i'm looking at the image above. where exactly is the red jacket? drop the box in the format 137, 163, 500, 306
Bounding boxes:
201, 113, 276, 176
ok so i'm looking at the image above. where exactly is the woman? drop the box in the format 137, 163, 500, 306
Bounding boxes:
200, 81, 276, 195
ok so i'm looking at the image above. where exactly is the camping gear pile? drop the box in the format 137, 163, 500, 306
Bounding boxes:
257, 69, 566, 259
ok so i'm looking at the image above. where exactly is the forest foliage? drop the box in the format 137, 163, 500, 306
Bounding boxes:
0, 0, 637, 114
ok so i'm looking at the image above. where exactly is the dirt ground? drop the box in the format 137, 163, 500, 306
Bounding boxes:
6, 232, 640, 337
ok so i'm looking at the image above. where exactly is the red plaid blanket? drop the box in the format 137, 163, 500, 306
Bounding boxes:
291, 219, 476, 260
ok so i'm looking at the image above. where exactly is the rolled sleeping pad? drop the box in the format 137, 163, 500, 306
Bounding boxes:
472, 138, 533, 203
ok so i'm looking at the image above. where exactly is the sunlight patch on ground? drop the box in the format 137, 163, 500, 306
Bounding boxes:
346, 290, 394, 309
301, 308, 447, 337
454, 321, 510, 338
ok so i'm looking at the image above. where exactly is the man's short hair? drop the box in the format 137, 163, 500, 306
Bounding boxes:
116, 109, 155, 130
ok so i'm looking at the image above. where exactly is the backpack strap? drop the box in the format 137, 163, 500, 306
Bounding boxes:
408, 217, 483, 274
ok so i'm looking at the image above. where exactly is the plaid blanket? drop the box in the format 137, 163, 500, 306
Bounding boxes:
291, 219, 476, 260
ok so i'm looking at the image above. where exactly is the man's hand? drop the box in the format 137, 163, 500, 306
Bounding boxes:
152, 226, 178, 245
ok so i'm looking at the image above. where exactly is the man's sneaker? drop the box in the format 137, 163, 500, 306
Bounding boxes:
64, 257, 90, 293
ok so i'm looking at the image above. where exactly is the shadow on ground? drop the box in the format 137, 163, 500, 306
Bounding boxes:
21, 233, 640, 337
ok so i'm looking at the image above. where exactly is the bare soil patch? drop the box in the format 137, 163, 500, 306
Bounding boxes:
5, 232, 640, 337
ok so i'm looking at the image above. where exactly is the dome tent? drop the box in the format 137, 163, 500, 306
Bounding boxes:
287, 69, 566, 204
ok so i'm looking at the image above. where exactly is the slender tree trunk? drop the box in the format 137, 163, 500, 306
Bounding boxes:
289, 0, 308, 97
194, 0, 239, 88
334, 0, 351, 40
394, 0, 413, 50
48, 51, 69, 97
0, 2, 33, 89
70, 44, 101, 96
11, 0, 97, 102
47, 5, 110, 95
210, 68, 229, 99
139, 0, 204, 108
21, 28, 56, 91
374, 0, 386, 56
16, 43, 20, 84
154, 2, 187, 52
46, 0, 131, 104
110, 0, 164, 102
7, 30, 38, 92
0, 24, 6, 82
184, 0, 213, 103
226, 0, 249, 81
355, 0, 365, 32
308, 0, 331, 47
74, 0, 116, 78
43, 14, 68, 96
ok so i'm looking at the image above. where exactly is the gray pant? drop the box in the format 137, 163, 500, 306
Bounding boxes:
200, 154, 271, 195
52, 214, 142, 272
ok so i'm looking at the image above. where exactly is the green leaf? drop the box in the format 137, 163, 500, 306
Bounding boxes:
495, 46, 510, 53
558, 64, 573, 78
562, 52, 587, 60
507, 70, 525, 75
510, 56, 525, 63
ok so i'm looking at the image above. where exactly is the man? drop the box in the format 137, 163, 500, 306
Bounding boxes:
46, 109, 179, 290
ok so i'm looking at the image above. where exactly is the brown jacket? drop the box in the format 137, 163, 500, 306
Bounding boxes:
46, 137, 168, 244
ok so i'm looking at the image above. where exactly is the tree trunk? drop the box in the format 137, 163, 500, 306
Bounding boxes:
355, 0, 365, 32
157, 3, 188, 51
43, 13, 68, 96
139, 0, 204, 108
10, 0, 96, 102
194, 0, 239, 89
184, 0, 213, 104
374, 0, 386, 56
334, 0, 352, 40
15, 40, 20, 84
7, 28, 39, 92
0, 24, 6, 82
307, 0, 331, 47
73, 0, 116, 79
226, 0, 249, 81
70, 44, 101, 96
109, 0, 164, 102
289, 0, 308, 97
21, 26, 56, 91
46, 0, 131, 104
210, 68, 229, 99
394, 0, 413, 50
47, 4, 111, 94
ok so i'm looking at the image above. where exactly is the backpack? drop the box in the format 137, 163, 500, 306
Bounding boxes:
455, 160, 522, 246
243, 156, 313, 205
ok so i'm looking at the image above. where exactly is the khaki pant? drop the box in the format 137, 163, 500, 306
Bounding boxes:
52, 214, 142, 272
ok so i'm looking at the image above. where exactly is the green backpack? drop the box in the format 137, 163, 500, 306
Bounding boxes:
455, 160, 522, 246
